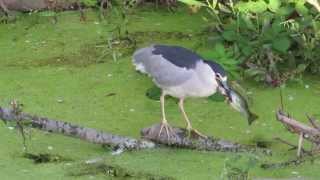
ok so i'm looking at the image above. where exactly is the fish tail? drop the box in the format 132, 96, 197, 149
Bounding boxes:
248, 112, 258, 125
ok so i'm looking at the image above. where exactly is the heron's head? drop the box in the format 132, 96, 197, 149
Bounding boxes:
203, 60, 232, 101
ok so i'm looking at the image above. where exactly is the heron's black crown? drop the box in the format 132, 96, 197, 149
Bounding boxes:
203, 60, 226, 78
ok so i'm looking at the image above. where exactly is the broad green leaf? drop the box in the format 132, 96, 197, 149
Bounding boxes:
277, 6, 294, 16
250, 0, 268, 13
214, 43, 225, 56
268, 0, 281, 12
241, 45, 254, 56
240, 14, 255, 31
201, 44, 239, 78
272, 37, 291, 53
271, 20, 284, 34
222, 30, 237, 41
145, 86, 161, 100
235, 0, 267, 13
295, 1, 309, 15
177, 0, 206, 6
235, 1, 251, 13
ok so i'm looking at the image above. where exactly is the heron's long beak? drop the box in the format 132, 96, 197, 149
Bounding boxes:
217, 78, 232, 102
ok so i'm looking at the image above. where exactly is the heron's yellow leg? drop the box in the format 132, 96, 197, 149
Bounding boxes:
158, 92, 175, 139
178, 98, 207, 138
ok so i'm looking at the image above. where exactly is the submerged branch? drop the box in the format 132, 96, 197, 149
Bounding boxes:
0, 105, 270, 154
261, 157, 308, 169
0, 106, 155, 150
141, 123, 271, 155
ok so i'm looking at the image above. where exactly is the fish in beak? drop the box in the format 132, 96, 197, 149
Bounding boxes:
227, 89, 258, 125
216, 76, 258, 125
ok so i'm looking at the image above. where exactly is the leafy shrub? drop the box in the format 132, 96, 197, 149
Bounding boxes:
178, 0, 320, 86
201, 43, 240, 78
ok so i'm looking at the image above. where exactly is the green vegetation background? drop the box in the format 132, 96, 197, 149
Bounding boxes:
0, 7, 320, 179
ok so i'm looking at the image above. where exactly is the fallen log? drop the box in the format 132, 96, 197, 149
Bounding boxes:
0, 104, 270, 154
0, 106, 155, 150
141, 124, 271, 154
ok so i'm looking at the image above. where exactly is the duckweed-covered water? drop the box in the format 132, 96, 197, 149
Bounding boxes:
0, 8, 320, 180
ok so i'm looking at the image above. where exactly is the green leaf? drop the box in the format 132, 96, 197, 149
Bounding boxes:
268, 0, 281, 12
271, 21, 283, 34
177, 0, 206, 6
201, 44, 239, 78
250, 0, 268, 13
277, 6, 294, 16
272, 37, 291, 53
235, 1, 250, 13
213, 43, 225, 55
241, 45, 254, 56
235, 0, 267, 13
295, 1, 309, 15
222, 30, 237, 41
145, 86, 161, 100
240, 14, 255, 31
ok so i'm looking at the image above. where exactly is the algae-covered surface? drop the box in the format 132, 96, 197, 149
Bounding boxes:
0, 8, 320, 180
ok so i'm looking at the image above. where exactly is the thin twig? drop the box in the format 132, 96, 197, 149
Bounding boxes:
297, 132, 304, 157
307, 114, 320, 131
274, 137, 312, 155
279, 88, 284, 111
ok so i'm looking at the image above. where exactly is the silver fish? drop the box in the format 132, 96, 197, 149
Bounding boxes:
227, 88, 258, 125
216, 79, 258, 125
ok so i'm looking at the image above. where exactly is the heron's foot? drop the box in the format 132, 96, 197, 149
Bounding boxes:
158, 121, 176, 140
186, 126, 207, 139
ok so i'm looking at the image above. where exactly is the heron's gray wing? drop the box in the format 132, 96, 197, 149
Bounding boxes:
152, 45, 201, 69
133, 46, 195, 87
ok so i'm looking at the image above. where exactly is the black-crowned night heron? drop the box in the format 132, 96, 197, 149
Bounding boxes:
132, 44, 252, 138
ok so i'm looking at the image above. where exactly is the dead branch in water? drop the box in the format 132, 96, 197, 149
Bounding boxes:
141, 124, 271, 155
0, 105, 155, 150
276, 110, 320, 157
0, 104, 270, 154
260, 155, 317, 169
